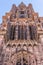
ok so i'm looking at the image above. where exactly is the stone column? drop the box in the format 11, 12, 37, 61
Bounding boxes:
30, 55, 36, 65
24, 26, 27, 40
0, 46, 4, 65
21, 53, 23, 65
33, 45, 41, 65
39, 36, 43, 65
18, 25, 21, 40
38, 43, 43, 65
0, 35, 5, 65
29, 55, 32, 65
27, 54, 29, 65
23, 25, 25, 40
23, 25, 28, 40
15, 25, 18, 40
20, 25, 23, 40
26, 25, 30, 40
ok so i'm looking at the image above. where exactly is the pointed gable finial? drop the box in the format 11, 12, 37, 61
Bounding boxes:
12, 4, 16, 9
21, 2, 24, 4
27, 3, 34, 12
18, 2, 26, 10
10, 4, 17, 12
29, 3, 33, 8
18, 2, 26, 7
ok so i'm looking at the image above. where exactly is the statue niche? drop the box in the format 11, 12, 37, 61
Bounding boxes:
10, 13, 16, 21
16, 58, 28, 65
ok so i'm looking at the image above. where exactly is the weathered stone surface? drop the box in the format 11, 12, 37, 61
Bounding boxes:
0, 2, 43, 65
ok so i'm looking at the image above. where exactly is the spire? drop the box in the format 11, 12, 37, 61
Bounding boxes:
10, 4, 17, 12
27, 3, 34, 12
18, 2, 26, 8
29, 3, 33, 9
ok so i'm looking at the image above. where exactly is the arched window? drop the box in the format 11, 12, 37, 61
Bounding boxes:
29, 25, 33, 40
16, 62, 21, 65
23, 58, 28, 65
9, 25, 12, 40
19, 11, 25, 18
18, 25, 24, 40
29, 25, 37, 40
9, 25, 16, 40
20, 25, 27, 40
10, 14, 16, 20
28, 44, 33, 53
23, 44, 27, 51
33, 45, 37, 52
16, 58, 28, 65
7, 44, 11, 47
12, 44, 16, 52
17, 44, 21, 52
16, 59, 21, 65
17, 25, 29, 40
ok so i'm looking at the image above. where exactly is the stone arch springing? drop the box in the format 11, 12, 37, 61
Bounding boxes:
28, 44, 32, 46
33, 44, 37, 46
12, 44, 16, 52
28, 44, 33, 53
23, 44, 27, 51
17, 44, 21, 52
7, 44, 11, 48
12, 44, 16, 47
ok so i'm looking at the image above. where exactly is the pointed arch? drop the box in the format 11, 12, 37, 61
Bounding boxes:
17, 44, 21, 52
23, 44, 27, 51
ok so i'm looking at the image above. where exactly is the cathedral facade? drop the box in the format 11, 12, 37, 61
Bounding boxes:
0, 2, 43, 65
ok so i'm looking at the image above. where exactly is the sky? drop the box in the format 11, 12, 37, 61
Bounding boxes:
0, 0, 43, 23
